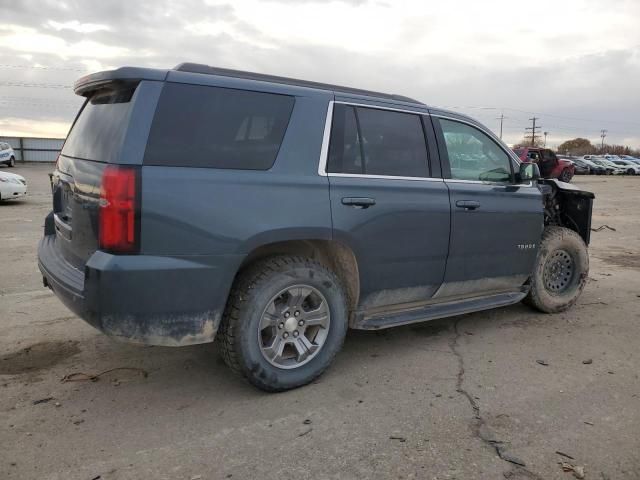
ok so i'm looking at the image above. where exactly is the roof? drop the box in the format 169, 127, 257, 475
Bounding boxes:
173, 63, 423, 105
74, 62, 423, 106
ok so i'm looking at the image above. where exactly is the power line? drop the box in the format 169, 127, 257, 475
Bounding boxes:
0, 82, 72, 89
600, 129, 607, 152
0, 64, 88, 72
436, 104, 640, 128
524, 117, 541, 146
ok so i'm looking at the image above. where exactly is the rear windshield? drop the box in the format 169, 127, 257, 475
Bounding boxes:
61, 86, 136, 162
143, 83, 295, 170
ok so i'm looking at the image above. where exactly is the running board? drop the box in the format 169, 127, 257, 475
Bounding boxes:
351, 290, 528, 330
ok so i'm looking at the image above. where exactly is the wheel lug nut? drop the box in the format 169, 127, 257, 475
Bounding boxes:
294, 311, 300, 317
283, 332, 289, 339
284, 312, 290, 318
293, 331, 299, 337
278, 322, 284, 329
298, 320, 304, 326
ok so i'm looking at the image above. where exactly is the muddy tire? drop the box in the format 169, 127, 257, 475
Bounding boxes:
524, 226, 588, 313
217, 255, 348, 392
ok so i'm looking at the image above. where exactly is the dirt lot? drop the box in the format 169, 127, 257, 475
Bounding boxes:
1, 163, 638, 480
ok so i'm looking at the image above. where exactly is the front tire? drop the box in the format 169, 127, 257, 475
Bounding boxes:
8, 156, 15, 167
524, 226, 589, 313
217, 256, 348, 392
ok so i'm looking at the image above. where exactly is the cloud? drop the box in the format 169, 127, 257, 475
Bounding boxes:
47, 20, 110, 34
0, 0, 638, 147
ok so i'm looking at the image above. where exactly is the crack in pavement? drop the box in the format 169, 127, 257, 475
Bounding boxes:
449, 319, 544, 480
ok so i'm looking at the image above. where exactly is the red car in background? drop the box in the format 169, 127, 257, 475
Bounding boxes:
513, 147, 574, 182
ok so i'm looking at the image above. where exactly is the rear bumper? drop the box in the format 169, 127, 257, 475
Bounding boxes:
1, 185, 26, 199
38, 234, 243, 346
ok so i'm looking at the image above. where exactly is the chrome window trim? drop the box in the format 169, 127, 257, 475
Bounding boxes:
445, 178, 534, 187
329, 172, 444, 182
333, 100, 429, 116
317, 100, 434, 180
317, 100, 334, 176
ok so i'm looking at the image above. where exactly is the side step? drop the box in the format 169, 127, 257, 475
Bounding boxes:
352, 290, 528, 330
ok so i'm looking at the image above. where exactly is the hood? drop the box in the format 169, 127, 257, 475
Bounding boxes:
0, 170, 26, 182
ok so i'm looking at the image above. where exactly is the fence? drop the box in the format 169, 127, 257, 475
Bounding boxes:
0, 136, 64, 162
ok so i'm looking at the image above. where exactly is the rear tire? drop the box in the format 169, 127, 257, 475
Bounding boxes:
559, 168, 572, 182
627, 168, 635, 175
524, 226, 588, 313
8, 156, 15, 167
217, 255, 348, 392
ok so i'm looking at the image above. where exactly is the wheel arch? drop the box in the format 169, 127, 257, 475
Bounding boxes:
238, 239, 360, 312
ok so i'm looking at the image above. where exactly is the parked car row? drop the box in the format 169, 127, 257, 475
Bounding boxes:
583, 154, 640, 175
557, 154, 640, 175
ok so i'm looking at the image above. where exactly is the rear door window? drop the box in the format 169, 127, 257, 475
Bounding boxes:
327, 104, 429, 178
144, 83, 295, 170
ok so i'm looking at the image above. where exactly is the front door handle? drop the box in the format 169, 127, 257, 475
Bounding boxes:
455, 200, 480, 210
342, 197, 376, 209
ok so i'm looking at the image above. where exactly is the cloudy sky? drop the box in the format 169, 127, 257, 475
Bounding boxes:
1, 0, 639, 148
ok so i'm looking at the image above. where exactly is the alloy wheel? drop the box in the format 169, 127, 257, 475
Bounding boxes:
258, 285, 330, 369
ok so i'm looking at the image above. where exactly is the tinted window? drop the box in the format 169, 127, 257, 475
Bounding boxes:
328, 104, 429, 177
439, 119, 512, 182
327, 104, 363, 174
62, 86, 136, 162
144, 83, 295, 170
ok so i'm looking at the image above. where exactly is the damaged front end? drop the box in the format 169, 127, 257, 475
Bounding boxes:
539, 179, 595, 244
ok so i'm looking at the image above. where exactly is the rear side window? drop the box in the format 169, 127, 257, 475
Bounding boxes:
144, 83, 295, 170
328, 104, 429, 178
62, 86, 136, 162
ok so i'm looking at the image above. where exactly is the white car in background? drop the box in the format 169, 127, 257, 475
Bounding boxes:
0, 170, 27, 202
612, 159, 640, 175
591, 157, 626, 174
0, 142, 16, 167
620, 155, 640, 166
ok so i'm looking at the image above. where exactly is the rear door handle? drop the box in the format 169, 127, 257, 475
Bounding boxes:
341, 197, 376, 208
455, 200, 480, 210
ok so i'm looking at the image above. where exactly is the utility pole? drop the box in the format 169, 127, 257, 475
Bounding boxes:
524, 117, 541, 146
543, 131, 548, 147
496, 112, 506, 139
600, 129, 607, 153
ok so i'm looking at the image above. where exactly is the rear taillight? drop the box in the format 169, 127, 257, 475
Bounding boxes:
99, 165, 139, 253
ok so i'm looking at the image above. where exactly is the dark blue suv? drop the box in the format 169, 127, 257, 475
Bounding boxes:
38, 63, 594, 391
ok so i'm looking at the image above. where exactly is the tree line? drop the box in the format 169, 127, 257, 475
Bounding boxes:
515, 137, 640, 156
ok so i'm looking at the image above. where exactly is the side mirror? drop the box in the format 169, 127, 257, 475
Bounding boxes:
518, 162, 540, 182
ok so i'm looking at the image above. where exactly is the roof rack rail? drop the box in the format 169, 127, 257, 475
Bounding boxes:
173, 63, 423, 105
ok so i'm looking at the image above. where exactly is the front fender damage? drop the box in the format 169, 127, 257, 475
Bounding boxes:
540, 179, 595, 245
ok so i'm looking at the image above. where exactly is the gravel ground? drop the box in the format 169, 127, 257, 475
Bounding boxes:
1, 163, 638, 480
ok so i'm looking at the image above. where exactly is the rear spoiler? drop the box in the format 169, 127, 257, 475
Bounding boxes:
74, 67, 168, 96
